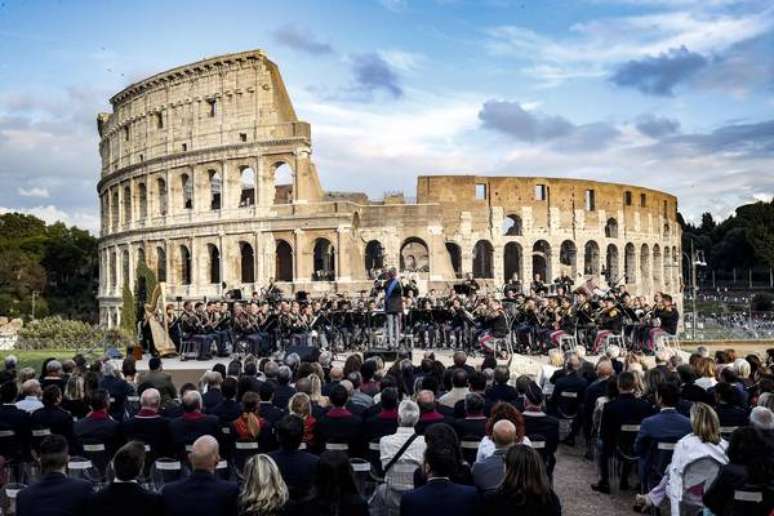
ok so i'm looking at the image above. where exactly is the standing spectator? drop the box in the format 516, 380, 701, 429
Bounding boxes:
303, 451, 368, 516
138, 357, 176, 406
16, 435, 93, 516
16, 379, 43, 413
238, 454, 289, 516
161, 435, 239, 516
88, 441, 161, 516
483, 445, 561, 516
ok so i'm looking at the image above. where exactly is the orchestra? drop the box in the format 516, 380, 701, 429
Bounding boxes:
142, 271, 680, 360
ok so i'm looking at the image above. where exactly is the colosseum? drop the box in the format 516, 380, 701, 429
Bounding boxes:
96, 49, 682, 327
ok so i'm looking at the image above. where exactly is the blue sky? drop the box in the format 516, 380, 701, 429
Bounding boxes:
1, 0, 772, 233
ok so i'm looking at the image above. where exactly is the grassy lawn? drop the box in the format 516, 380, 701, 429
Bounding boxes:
0, 350, 82, 374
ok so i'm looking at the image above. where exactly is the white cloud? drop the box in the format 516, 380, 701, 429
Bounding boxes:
378, 50, 426, 72
17, 186, 49, 198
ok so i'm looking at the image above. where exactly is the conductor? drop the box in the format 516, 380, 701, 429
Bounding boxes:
384, 267, 403, 348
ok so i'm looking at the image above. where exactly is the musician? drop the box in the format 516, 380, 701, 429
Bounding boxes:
180, 302, 214, 360
548, 297, 574, 348
165, 304, 182, 352
593, 296, 623, 353
503, 273, 522, 297
531, 273, 547, 295
645, 293, 679, 352
477, 298, 509, 355
463, 273, 480, 295
202, 302, 229, 357
383, 268, 403, 348
555, 272, 575, 291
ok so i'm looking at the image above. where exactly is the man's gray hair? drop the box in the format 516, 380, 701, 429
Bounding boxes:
141, 388, 161, 408
284, 353, 301, 369
264, 360, 279, 378
398, 400, 420, 427
102, 361, 118, 378
750, 406, 774, 431
4, 355, 17, 369
318, 350, 332, 367
696, 346, 709, 358
278, 365, 293, 384
733, 358, 751, 378
46, 360, 62, 374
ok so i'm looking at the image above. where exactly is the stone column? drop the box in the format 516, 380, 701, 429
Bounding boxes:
127, 243, 135, 291
114, 245, 122, 294
221, 160, 229, 213
549, 242, 561, 283
219, 232, 225, 295
293, 229, 304, 284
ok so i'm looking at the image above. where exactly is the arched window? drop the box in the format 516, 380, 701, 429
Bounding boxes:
240, 242, 255, 283
625, 243, 636, 284
605, 244, 619, 286
274, 162, 293, 205
560, 240, 577, 278
400, 237, 429, 273
446, 242, 462, 279
111, 190, 119, 231
179, 245, 191, 285
156, 247, 166, 283
313, 238, 335, 281
604, 218, 618, 239
364, 240, 384, 277
209, 170, 221, 210
473, 240, 494, 279
275, 240, 293, 282
240, 167, 255, 207
138, 183, 147, 219
157, 178, 167, 216
181, 174, 192, 210
501, 214, 522, 236
532, 240, 551, 283
208, 244, 220, 284
503, 242, 522, 282
584, 241, 600, 276
663, 223, 670, 239
653, 244, 662, 285
640, 244, 650, 285
123, 186, 132, 224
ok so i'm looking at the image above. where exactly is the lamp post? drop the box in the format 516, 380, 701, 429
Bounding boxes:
682, 238, 707, 340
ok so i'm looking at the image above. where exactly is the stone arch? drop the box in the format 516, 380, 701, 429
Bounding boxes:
501, 214, 523, 236
653, 244, 662, 286
275, 239, 293, 282
640, 244, 650, 286
137, 247, 146, 266
400, 237, 429, 273
625, 242, 636, 284
364, 240, 384, 276
156, 178, 167, 216
532, 240, 551, 282
559, 240, 577, 278
156, 246, 166, 282
178, 245, 191, 285
240, 241, 255, 283
604, 218, 618, 239
123, 185, 131, 223
181, 173, 192, 210
446, 242, 462, 279
663, 246, 672, 289
606, 243, 619, 286
473, 240, 494, 279
138, 183, 147, 219
313, 238, 335, 281
209, 169, 222, 210
239, 167, 256, 207
503, 242, 522, 283
663, 223, 670, 239
273, 161, 294, 205
109, 249, 117, 288
207, 243, 220, 284
584, 240, 600, 277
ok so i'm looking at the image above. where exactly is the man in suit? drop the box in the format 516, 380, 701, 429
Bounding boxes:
384, 268, 404, 348
634, 382, 691, 489
521, 382, 560, 478
582, 359, 614, 458
453, 393, 487, 441
269, 415, 320, 502
121, 388, 172, 460
138, 358, 177, 406
0, 380, 31, 463
168, 390, 221, 457
99, 361, 135, 422
316, 384, 363, 453
415, 389, 449, 435
208, 377, 242, 424
160, 435, 239, 516
31, 385, 78, 453
365, 387, 399, 442
471, 419, 515, 492
74, 388, 122, 463
88, 441, 161, 516
439, 369, 469, 410
272, 366, 296, 410
486, 366, 518, 404
16, 435, 93, 516
550, 354, 588, 446
258, 382, 285, 426
400, 444, 479, 516
450, 351, 475, 378
453, 372, 492, 419
592, 372, 655, 494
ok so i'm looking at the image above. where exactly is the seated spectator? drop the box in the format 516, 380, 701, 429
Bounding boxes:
31, 385, 78, 453
288, 392, 315, 450
694, 357, 718, 391
161, 435, 239, 516
272, 366, 296, 409
749, 406, 774, 451
635, 402, 729, 513
238, 454, 289, 516
40, 360, 67, 392
168, 390, 220, 456
521, 382, 560, 477
536, 349, 564, 396
476, 402, 530, 462
714, 382, 748, 430
360, 359, 381, 397
16, 379, 43, 413
347, 371, 374, 410
454, 393, 488, 441
269, 415, 320, 502
88, 441, 161, 516
160, 382, 198, 419
720, 367, 749, 407
365, 387, 399, 442
316, 384, 362, 452
209, 377, 242, 424
74, 388, 121, 458
550, 354, 587, 445
99, 361, 135, 422
16, 435, 93, 516
439, 369, 469, 409
400, 443, 479, 516
472, 419, 516, 492
258, 382, 285, 426
322, 366, 344, 397
201, 371, 224, 413
415, 390, 447, 434
453, 371, 491, 419
483, 445, 561, 516
414, 423, 472, 487
487, 366, 518, 404
374, 400, 427, 515
306, 373, 330, 417
303, 451, 368, 516
120, 387, 172, 460
238, 360, 263, 398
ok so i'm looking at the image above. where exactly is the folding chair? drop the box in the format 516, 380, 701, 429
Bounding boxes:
557, 390, 581, 441
151, 458, 185, 492
678, 456, 722, 516
613, 424, 640, 488
350, 458, 373, 497
2, 482, 26, 516
730, 483, 774, 516
367, 439, 383, 480
67, 456, 100, 485
81, 442, 110, 480
460, 437, 480, 465
719, 426, 738, 440
559, 335, 576, 354
233, 441, 260, 479
325, 442, 350, 454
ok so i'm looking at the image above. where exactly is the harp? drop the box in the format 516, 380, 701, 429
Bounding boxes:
145, 283, 177, 358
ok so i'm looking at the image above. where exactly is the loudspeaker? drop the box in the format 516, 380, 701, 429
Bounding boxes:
285, 345, 320, 363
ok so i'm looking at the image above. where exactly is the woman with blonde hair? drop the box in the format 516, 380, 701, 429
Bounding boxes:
239, 454, 288, 516
536, 348, 563, 396
307, 373, 329, 408
634, 402, 728, 515
288, 392, 316, 449
694, 357, 718, 390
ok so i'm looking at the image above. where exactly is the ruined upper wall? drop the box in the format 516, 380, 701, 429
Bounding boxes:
96, 49, 308, 176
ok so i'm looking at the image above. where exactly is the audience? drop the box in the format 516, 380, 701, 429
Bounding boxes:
238, 454, 288, 516
471, 419, 516, 492
305, 451, 369, 516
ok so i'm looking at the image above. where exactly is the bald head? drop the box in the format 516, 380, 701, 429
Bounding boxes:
189, 435, 219, 472
492, 420, 516, 448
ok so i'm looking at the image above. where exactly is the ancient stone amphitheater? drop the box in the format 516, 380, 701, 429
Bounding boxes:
96, 49, 681, 327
